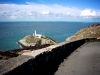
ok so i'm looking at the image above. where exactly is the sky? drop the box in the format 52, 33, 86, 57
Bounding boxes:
0, 0, 100, 22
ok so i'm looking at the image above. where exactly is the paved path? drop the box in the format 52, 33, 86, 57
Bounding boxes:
54, 42, 100, 75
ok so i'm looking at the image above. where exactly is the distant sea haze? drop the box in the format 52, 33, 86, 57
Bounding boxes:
0, 21, 99, 51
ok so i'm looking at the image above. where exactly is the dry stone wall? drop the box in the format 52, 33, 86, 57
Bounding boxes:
0, 39, 85, 75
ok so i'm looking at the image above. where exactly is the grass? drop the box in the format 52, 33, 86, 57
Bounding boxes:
41, 36, 58, 43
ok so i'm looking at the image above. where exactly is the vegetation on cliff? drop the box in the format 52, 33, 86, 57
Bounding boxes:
18, 35, 57, 48
66, 23, 100, 41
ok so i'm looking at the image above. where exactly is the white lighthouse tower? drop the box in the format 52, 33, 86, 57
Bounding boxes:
34, 30, 36, 36
33, 30, 42, 38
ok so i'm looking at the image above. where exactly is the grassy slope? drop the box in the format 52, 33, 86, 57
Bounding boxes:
66, 24, 100, 41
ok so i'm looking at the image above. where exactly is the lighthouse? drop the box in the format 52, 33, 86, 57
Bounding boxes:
34, 30, 36, 36
33, 30, 42, 38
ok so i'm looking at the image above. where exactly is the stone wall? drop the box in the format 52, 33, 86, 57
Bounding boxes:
0, 39, 85, 75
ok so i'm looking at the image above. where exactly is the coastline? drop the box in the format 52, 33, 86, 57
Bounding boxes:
0, 23, 100, 62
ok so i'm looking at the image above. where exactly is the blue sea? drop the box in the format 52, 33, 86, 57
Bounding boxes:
0, 21, 99, 51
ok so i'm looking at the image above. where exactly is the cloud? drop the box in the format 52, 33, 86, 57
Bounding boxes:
80, 9, 96, 17
42, 10, 50, 15
10, 15, 16, 19
0, 2, 100, 21
66, 12, 71, 15
79, 9, 100, 21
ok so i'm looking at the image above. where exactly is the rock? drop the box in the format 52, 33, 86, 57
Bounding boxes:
97, 37, 100, 39
66, 24, 100, 41
18, 35, 57, 48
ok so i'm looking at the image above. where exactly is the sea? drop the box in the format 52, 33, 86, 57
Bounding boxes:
0, 21, 99, 51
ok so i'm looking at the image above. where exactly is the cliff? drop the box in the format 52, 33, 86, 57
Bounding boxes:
66, 23, 100, 41
18, 35, 57, 48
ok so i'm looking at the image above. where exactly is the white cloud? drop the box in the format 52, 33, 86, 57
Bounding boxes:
0, 3, 81, 15
66, 12, 71, 15
10, 15, 16, 19
29, 12, 32, 15
80, 9, 96, 17
0, 2, 100, 21
42, 11, 49, 15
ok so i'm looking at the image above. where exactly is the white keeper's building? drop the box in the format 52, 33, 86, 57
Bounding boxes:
33, 30, 42, 38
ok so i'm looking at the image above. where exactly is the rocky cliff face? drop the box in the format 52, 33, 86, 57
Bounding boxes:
66, 24, 100, 41
18, 35, 57, 48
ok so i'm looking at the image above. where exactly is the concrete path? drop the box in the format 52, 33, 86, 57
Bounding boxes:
54, 42, 100, 75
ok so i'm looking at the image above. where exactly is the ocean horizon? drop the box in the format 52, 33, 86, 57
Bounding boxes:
0, 21, 99, 51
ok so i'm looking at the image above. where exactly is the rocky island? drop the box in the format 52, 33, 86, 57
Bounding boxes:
18, 30, 57, 48
66, 23, 100, 41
